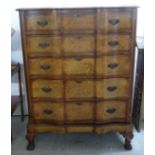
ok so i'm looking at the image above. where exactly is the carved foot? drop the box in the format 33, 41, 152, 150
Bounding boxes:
124, 131, 133, 151
124, 139, 132, 150
26, 133, 35, 150
27, 142, 35, 150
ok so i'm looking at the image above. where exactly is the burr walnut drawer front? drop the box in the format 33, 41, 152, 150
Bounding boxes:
62, 9, 95, 32
25, 11, 61, 32
66, 102, 94, 123
29, 58, 62, 76
33, 102, 64, 122
97, 35, 130, 54
97, 9, 132, 32
64, 58, 94, 75
96, 55, 130, 76
96, 78, 129, 99
66, 80, 94, 99
63, 35, 95, 56
31, 79, 63, 99
96, 101, 126, 122
26, 36, 61, 55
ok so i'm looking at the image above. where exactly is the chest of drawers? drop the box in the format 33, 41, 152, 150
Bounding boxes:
18, 7, 137, 150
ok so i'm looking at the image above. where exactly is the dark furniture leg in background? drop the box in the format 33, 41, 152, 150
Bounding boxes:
17, 64, 24, 121
11, 63, 24, 140
132, 37, 144, 132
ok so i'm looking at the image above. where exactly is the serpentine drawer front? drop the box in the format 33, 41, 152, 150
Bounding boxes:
32, 102, 64, 123
18, 7, 137, 150
29, 58, 63, 76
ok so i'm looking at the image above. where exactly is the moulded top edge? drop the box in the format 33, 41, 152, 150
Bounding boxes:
16, 6, 139, 11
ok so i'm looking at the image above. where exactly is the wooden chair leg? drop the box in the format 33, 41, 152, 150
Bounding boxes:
18, 64, 24, 122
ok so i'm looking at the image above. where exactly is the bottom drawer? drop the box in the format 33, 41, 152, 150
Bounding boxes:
66, 102, 94, 123
96, 101, 127, 122
33, 102, 64, 123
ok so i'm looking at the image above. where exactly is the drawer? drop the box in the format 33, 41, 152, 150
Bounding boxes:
64, 58, 94, 75
66, 80, 94, 99
33, 102, 64, 122
97, 9, 132, 32
96, 101, 126, 122
97, 35, 130, 54
31, 79, 63, 98
27, 36, 61, 55
96, 78, 129, 99
96, 55, 130, 76
66, 102, 94, 123
62, 9, 95, 32
63, 35, 95, 56
25, 11, 61, 32
29, 58, 62, 76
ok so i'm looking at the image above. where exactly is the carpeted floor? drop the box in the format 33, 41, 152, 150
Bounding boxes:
11, 116, 144, 155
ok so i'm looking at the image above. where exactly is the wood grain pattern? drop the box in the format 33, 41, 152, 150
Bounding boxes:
62, 9, 95, 32
33, 102, 64, 122
97, 8, 132, 32
96, 78, 129, 99
66, 102, 94, 122
65, 80, 94, 99
28, 123, 131, 134
97, 34, 131, 54
96, 55, 130, 76
25, 10, 61, 32
67, 126, 94, 132
95, 123, 132, 134
64, 58, 94, 75
29, 58, 62, 76
26, 36, 61, 55
63, 34, 95, 55
28, 124, 65, 134
31, 79, 63, 98
96, 101, 126, 122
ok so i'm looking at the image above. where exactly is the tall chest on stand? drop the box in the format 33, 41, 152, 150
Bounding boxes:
18, 7, 137, 150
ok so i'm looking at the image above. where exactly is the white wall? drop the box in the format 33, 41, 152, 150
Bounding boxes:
11, 1, 144, 115
11, 9, 28, 115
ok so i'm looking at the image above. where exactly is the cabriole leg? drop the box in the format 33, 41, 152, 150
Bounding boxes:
124, 132, 133, 150
26, 133, 35, 150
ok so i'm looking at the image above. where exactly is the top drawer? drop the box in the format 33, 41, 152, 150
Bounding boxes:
97, 8, 133, 32
23, 8, 134, 33
25, 10, 61, 32
61, 9, 96, 33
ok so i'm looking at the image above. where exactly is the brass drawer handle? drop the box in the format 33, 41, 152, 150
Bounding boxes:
74, 36, 82, 39
37, 20, 48, 26
41, 87, 52, 93
106, 108, 116, 114
75, 80, 82, 84
73, 13, 81, 17
76, 102, 82, 105
43, 109, 53, 115
107, 63, 118, 69
108, 41, 119, 48
75, 57, 82, 61
107, 86, 117, 92
38, 42, 49, 48
108, 19, 120, 25
60, 28, 64, 33
40, 64, 51, 70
